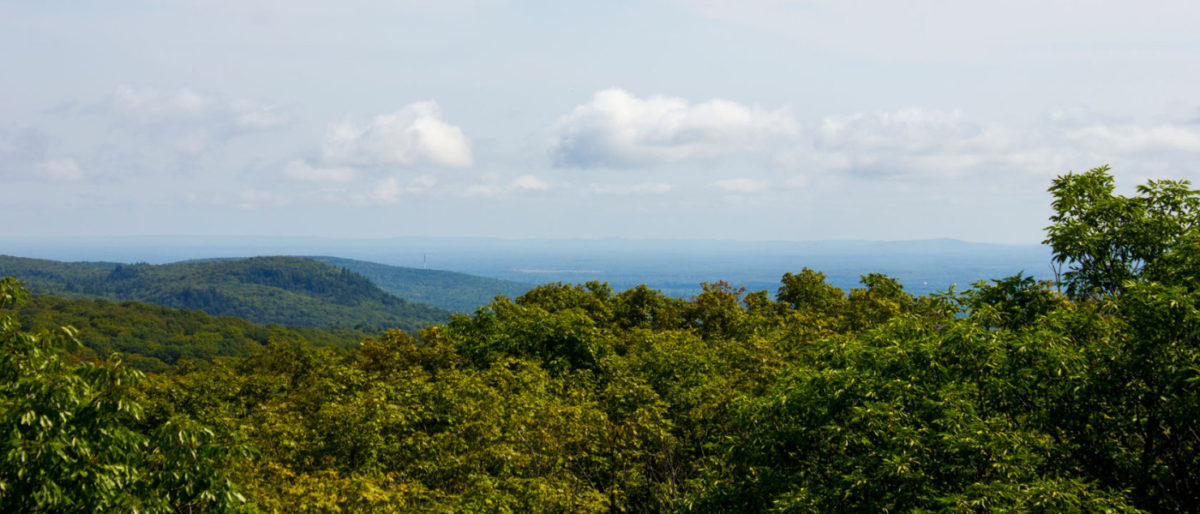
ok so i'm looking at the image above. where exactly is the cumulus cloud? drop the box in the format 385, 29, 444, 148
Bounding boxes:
280, 102, 471, 205
544, 96, 1200, 186
550, 88, 800, 168
321, 102, 473, 168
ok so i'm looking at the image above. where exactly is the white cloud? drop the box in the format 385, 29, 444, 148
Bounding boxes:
512, 174, 549, 191
322, 102, 472, 168
714, 178, 767, 193
529, 97, 1189, 187
807, 106, 1200, 180
550, 88, 800, 168
36, 158, 84, 182
283, 160, 358, 183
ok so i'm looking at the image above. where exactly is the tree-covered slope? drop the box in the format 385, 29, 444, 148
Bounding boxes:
309, 255, 533, 312
12, 294, 365, 372
5, 167, 1200, 512
0, 255, 449, 330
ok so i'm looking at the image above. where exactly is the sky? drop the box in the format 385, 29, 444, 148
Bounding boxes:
1, 0, 1198, 244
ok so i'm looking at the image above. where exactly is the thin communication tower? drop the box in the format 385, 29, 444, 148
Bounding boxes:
423, 253, 427, 269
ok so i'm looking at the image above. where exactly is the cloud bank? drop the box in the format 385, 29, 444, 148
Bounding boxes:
546, 91, 1200, 190
812, 107, 1200, 180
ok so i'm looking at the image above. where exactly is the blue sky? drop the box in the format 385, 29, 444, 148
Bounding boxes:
2, 0, 1198, 243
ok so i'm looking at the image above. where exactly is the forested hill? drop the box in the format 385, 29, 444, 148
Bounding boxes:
3, 168, 1200, 512
309, 255, 532, 312
0, 255, 449, 330
14, 294, 364, 372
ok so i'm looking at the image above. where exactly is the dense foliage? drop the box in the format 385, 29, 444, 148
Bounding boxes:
2, 166, 1198, 512
12, 294, 364, 372
0, 256, 449, 330
0, 277, 247, 512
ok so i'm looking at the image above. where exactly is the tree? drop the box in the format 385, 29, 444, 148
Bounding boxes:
0, 277, 247, 512
1044, 165, 1200, 298
777, 268, 845, 316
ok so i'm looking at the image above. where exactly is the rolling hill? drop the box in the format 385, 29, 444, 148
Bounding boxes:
0, 255, 449, 330
308, 256, 533, 312
12, 293, 365, 372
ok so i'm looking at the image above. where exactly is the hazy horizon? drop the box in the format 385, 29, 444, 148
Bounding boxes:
0, 235, 1052, 298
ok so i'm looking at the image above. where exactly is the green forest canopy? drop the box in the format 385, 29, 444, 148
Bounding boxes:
2, 166, 1199, 512
12, 294, 365, 372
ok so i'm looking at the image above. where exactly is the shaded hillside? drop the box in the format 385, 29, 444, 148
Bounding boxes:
0, 255, 449, 330
15, 294, 364, 372
309, 255, 533, 312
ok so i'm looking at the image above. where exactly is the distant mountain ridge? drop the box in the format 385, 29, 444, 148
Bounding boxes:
0, 236, 1052, 299
0, 255, 449, 330
308, 256, 532, 312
